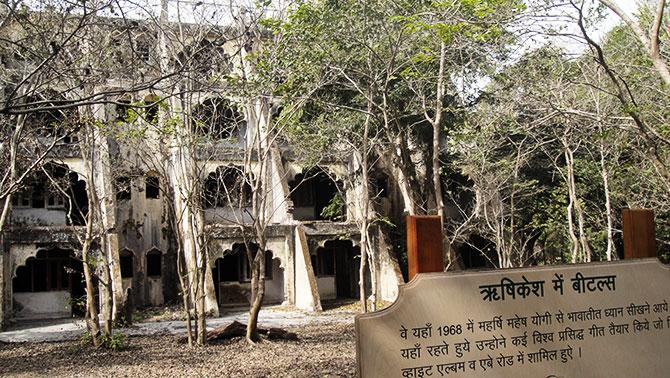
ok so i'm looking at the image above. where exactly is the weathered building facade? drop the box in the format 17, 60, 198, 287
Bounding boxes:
0, 16, 404, 328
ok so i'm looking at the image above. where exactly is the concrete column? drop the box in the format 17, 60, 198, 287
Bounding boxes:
283, 234, 295, 305
294, 225, 321, 312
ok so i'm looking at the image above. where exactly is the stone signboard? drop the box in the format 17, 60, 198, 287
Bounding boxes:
356, 259, 670, 377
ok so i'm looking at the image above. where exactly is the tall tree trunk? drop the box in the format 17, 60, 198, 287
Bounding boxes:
358, 109, 371, 313
0, 115, 24, 233
432, 42, 446, 224
245, 95, 271, 344
599, 137, 615, 261
563, 144, 580, 263
246, 240, 266, 343
80, 140, 102, 346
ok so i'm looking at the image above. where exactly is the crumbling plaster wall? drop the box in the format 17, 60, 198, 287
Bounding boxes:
114, 158, 172, 307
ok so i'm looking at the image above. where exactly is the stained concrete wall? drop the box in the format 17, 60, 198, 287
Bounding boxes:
147, 277, 164, 306
11, 208, 68, 226
13, 291, 70, 319
115, 168, 173, 308
204, 207, 253, 224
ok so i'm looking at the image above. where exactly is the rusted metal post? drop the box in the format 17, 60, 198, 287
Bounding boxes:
622, 209, 657, 259
406, 216, 444, 280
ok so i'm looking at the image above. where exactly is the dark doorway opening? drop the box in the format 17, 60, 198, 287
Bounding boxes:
314, 240, 362, 299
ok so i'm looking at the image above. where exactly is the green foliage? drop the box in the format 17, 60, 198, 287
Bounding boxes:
321, 193, 345, 221
78, 331, 128, 351
102, 332, 128, 351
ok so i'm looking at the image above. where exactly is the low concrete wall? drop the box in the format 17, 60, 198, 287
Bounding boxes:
14, 291, 70, 319
11, 208, 68, 226
316, 276, 336, 300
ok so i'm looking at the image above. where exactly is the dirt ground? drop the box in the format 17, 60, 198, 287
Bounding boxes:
0, 323, 357, 377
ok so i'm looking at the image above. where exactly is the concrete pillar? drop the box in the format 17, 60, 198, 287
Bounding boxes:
283, 234, 295, 305
374, 227, 404, 302
294, 225, 321, 312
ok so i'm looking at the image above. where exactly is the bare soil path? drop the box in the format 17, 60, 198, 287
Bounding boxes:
0, 323, 356, 377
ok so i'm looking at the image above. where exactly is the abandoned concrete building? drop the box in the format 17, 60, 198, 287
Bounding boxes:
0, 17, 404, 327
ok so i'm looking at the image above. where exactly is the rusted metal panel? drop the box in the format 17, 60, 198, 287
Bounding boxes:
406, 216, 443, 281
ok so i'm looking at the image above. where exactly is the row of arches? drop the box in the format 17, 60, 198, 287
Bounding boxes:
17, 91, 245, 142
115, 173, 161, 201
11, 162, 88, 226
12, 247, 165, 294
202, 165, 346, 222
119, 248, 164, 279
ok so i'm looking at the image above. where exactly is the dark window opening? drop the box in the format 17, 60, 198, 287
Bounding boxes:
316, 248, 335, 276
12, 188, 31, 208
289, 168, 344, 221
192, 98, 244, 140
138, 42, 150, 62
289, 173, 314, 207
145, 176, 160, 199
30, 182, 45, 208
265, 251, 273, 280
116, 176, 132, 201
203, 166, 251, 208
146, 249, 162, 277
144, 95, 159, 123
67, 176, 88, 226
24, 93, 75, 143
372, 176, 389, 198
116, 98, 132, 121
216, 244, 271, 282
46, 191, 65, 208
120, 250, 134, 278
220, 252, 240, 282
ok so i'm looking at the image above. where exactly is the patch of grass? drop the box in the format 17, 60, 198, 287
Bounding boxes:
74, 331, 129, 352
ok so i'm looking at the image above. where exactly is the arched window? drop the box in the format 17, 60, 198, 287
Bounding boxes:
146, 248, 162, 277
120, 249, 134, 279
203, 166, 251, 208
192, 98, 244, 140
214, 244, 272, 282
